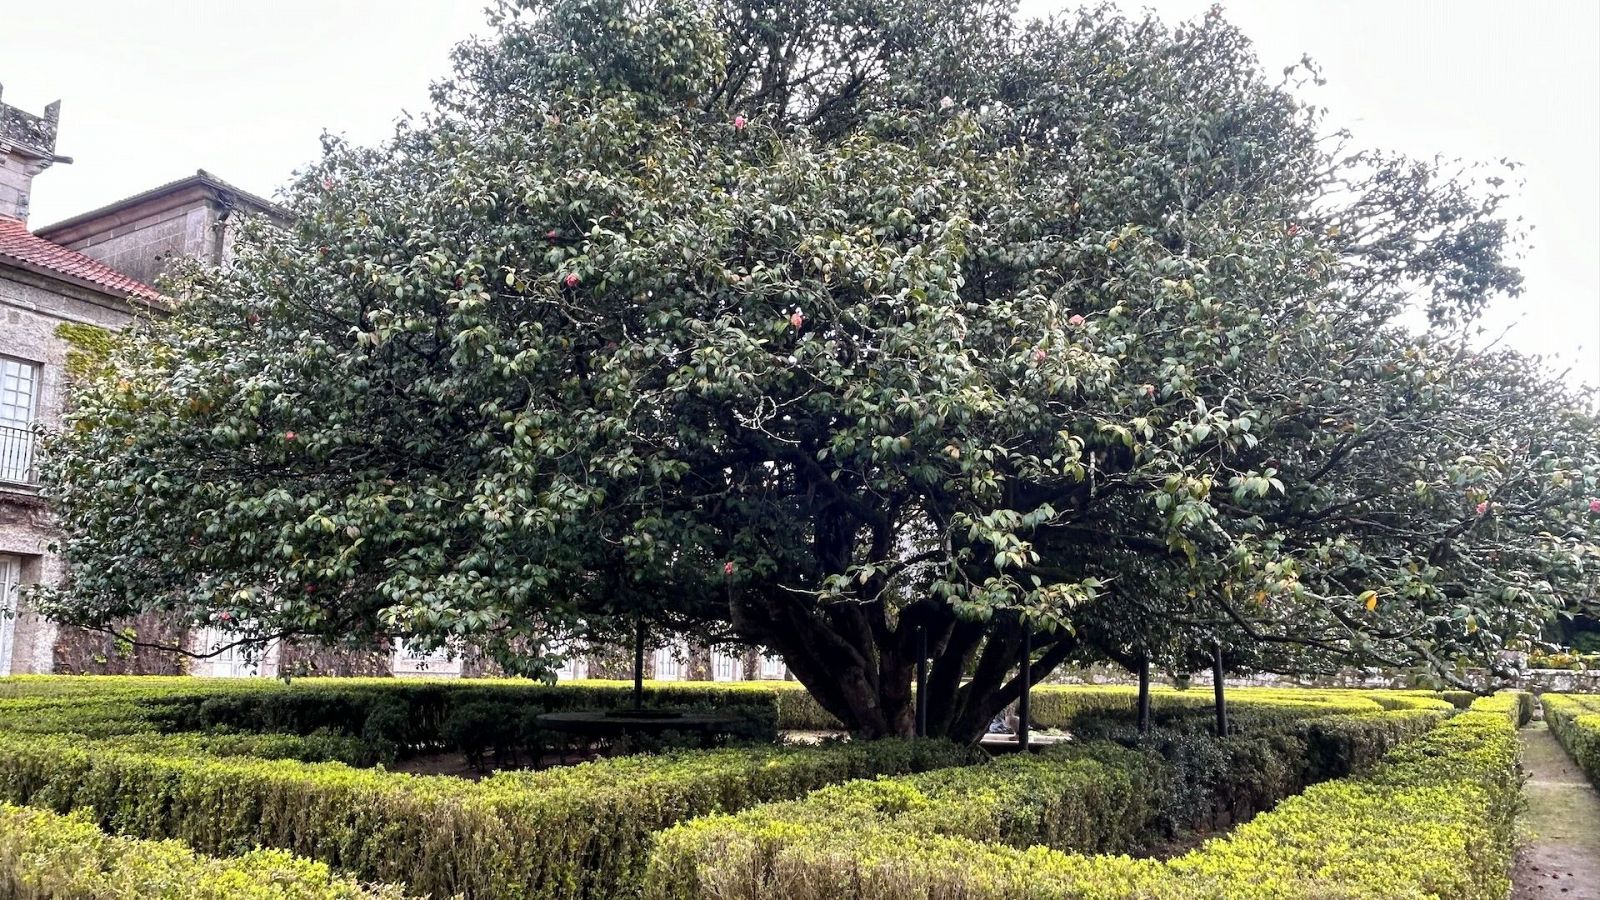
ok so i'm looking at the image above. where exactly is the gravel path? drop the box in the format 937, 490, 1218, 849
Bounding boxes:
1512, 720, 1600, 899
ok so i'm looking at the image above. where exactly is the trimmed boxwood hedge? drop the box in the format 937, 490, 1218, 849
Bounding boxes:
0, 804, 403, 900
645, 700, 1450, 899
0, 677, 1485, 900
0, 677, 1463, 744
0, 676, 840, 756
1027, 685, 1384, 726
1543, 693, 1600, 789
0, 726, 976, 900
646, 694, 1523, 900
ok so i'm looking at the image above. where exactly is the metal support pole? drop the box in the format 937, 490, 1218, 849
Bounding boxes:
915, 626, 929, 737
1212, 640, 1228, 737
1018, 627, 1032, 752
633, 616, 646, 711
1137, 654, 1152, 734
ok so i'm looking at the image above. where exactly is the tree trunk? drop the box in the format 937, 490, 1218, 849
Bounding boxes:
914, 626, 929, 737
1017, 628, 1032, 752
1137, 654, 1151, 734
741, 592, 1073, 741
632, 616, 646, 711
1212, 641, 1228, 737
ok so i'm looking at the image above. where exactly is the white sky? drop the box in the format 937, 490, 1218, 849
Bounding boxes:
3, 1, 1596, 387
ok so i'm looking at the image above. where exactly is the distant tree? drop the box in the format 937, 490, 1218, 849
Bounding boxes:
37, 0, 1600, 738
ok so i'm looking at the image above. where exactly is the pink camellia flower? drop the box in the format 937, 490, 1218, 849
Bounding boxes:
1033, 348, 1048, 363
564, 272, 580, 288
218, 611, 232, 622
1475, 501, 1489, 516
546, 229, 558, 240
723, 561, 735, 576
1588, 498, 1600, 514
321, 177, 335, 191
1142, 383, 1156, 397
1069, 314, 1086, 326
790, 311, 805, 329
733, 115, 747, 131
284, 431, 297, 441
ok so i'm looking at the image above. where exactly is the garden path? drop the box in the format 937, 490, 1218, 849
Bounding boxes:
1512, 720, 1600, 899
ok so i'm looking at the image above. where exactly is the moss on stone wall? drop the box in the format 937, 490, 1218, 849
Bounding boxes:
52, 322, 118, 381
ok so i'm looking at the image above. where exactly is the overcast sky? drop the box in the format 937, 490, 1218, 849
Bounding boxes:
3, 1, 1595, 387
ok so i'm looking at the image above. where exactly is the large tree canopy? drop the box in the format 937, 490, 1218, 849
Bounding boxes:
37, 0, 1600, 737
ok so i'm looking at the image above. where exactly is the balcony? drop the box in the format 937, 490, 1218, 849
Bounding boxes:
0, 424, 36, 486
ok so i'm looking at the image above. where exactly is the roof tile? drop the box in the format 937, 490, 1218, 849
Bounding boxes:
0, 214, 163, 303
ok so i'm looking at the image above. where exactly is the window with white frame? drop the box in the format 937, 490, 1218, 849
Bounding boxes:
653, 642, 686, 681
710, 647, 745, 682
758, 651, 787, 680
555, 653, 589, 680
0, 357, 40, 484
0, 554, 22, 675
546, 639, 589, 681
193, 626, 276, 678
391, 638, 464, 677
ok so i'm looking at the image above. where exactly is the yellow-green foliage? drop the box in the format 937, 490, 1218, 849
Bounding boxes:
0, 677, 1488, 900
52, 322, 119, 382
0, 683, 975, 900
0, 674, 837, 735
646, 694, 1523, 900
0, 804, 403, 900
1543, 693, 1600, 788
1025, 684, 1456, 729
646, 699, 1450, 899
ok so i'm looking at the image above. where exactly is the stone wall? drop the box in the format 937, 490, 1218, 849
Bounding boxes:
277, 640, 393, 678
0, 90, 60, 222
0, 154, 47, 222
51, 203, 222, 286
51, 614, 189, 675
0, 270, 136, 423
1523, 669, 1600, 695
1, 270, 138, 674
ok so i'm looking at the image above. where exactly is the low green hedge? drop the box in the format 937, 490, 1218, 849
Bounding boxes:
1132, 707, 1446, 834
0, 804, 402, 900
0, 727, 975, 900
1543, 693, 1600, 789
1026, 685, 1462, 735
101, 731, 377, 766
0, 677, 840, 759
1027, 685, 1376, 727
0, 694, 380, 766
0, 677, 1459, 749
645, 694, 1522, 900
645, 704, 1448, 899
650, 741, 1167, 892
0, 677, 1489, 900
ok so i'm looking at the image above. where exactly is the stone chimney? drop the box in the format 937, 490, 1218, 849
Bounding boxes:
0, 83, 69, 223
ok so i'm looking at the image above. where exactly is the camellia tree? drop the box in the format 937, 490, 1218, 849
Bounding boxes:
36, 0, 1600, 738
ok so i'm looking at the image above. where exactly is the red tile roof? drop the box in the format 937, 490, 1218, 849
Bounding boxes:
0, 214, 163, 303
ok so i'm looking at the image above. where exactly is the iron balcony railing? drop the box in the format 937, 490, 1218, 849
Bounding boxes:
0, 423, 36, 485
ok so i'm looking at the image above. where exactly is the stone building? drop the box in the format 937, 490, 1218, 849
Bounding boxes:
391, 636, 790, 683
0, 85, 281, 675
